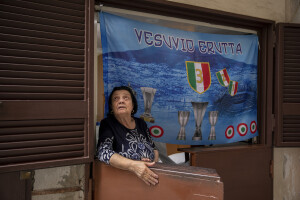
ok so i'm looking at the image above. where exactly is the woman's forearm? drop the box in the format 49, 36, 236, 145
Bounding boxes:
109, 153, 159, 186
109, 153, 135, 171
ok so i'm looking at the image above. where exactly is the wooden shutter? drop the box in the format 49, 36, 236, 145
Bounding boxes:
0, 0, 94, 172
275, 23, 300, 146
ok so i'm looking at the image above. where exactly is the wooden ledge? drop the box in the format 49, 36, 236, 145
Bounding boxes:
93, 161, 223, 200
178, 144, 267, 154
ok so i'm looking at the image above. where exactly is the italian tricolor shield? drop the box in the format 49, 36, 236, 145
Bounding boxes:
186, 61, 211, 94
216, 68, 230, 87
228, 80, 238, 96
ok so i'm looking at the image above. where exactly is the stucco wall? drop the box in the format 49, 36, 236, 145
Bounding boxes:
286, 0, 300, 22
168, 0, 286, 22
274, 148, 300, 200
32, 165, 85, 200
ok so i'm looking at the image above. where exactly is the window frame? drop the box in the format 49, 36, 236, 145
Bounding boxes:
96, 0, 275, 147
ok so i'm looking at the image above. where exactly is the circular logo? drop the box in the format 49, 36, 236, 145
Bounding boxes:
225, 125, 234, 139
237, 123, 248, 136
149, 126, 164, 138
250, 121, 257, 133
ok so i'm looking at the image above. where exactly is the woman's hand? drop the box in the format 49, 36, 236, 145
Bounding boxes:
109, 153, 159, 186
129, 160, 159, 186
141, 158, 152, 162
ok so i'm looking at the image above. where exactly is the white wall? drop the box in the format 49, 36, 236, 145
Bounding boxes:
274, 148, 300, 200
168, 0, 286, 22
287, 0, 300, 22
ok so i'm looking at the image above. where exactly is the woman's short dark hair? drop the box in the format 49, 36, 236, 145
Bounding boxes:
107, 86, 138, 116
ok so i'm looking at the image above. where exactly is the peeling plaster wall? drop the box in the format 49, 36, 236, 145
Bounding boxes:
274, 148, 300, 200
32, 165, 85, 200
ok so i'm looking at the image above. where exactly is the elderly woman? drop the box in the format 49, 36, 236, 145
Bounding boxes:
97, 86, 159, 186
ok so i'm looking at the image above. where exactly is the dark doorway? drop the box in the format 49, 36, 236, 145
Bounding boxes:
0, 171, 32, 200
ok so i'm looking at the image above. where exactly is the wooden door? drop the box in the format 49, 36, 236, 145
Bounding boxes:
179, 145, 272, 200
0, 171, 32, 200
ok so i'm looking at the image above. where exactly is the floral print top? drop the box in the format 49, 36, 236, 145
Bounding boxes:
96, 116, 156, 164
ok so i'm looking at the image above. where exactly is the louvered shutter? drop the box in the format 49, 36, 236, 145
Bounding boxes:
0, 0, 94, 172
275, 23, 300, 146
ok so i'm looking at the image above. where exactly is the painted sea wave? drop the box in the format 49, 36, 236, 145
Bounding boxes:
102, 46, 258, 145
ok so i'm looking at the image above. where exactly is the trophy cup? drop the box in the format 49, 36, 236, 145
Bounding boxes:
208, 111, 218, 140
140, 87, 156, 123
127, 82, 137, 97
191, 102, 208, 141
176, 111, 190, 140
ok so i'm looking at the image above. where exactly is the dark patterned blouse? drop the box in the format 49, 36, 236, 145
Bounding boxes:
96, 116, 157, 164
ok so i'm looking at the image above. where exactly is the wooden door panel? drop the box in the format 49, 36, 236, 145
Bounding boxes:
182, 145, 272, 200
93, 161, 224, 200
0, 171, 32, 200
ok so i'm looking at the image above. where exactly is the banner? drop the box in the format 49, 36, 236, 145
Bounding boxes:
100, 12, 259, 145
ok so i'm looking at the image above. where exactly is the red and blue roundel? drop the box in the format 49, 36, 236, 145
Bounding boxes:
237, 123, 248, 136
225, 125, 234, 139
149, 126, 164, 138
250, 121, 257, 133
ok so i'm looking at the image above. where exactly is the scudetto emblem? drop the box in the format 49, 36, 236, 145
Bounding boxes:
228, 80, 238, 96
216, 68, 230, 87
186, 61, 211, 94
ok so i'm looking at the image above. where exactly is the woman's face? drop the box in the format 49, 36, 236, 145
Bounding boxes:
111, 90, 133, 117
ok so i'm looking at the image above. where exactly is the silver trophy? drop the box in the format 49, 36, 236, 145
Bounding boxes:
208, 111, 218, 140
191, 102, 208, 141
176, 111, 190, 140
140, 87, 156, 123
127, 82, 137, 97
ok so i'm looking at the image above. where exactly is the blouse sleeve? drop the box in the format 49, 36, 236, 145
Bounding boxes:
138, 118, 157, 150
96, 119, 115, 164
146, 128, 158, 150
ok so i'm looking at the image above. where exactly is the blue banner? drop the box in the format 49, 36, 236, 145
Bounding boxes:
100, 12, 259, 145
